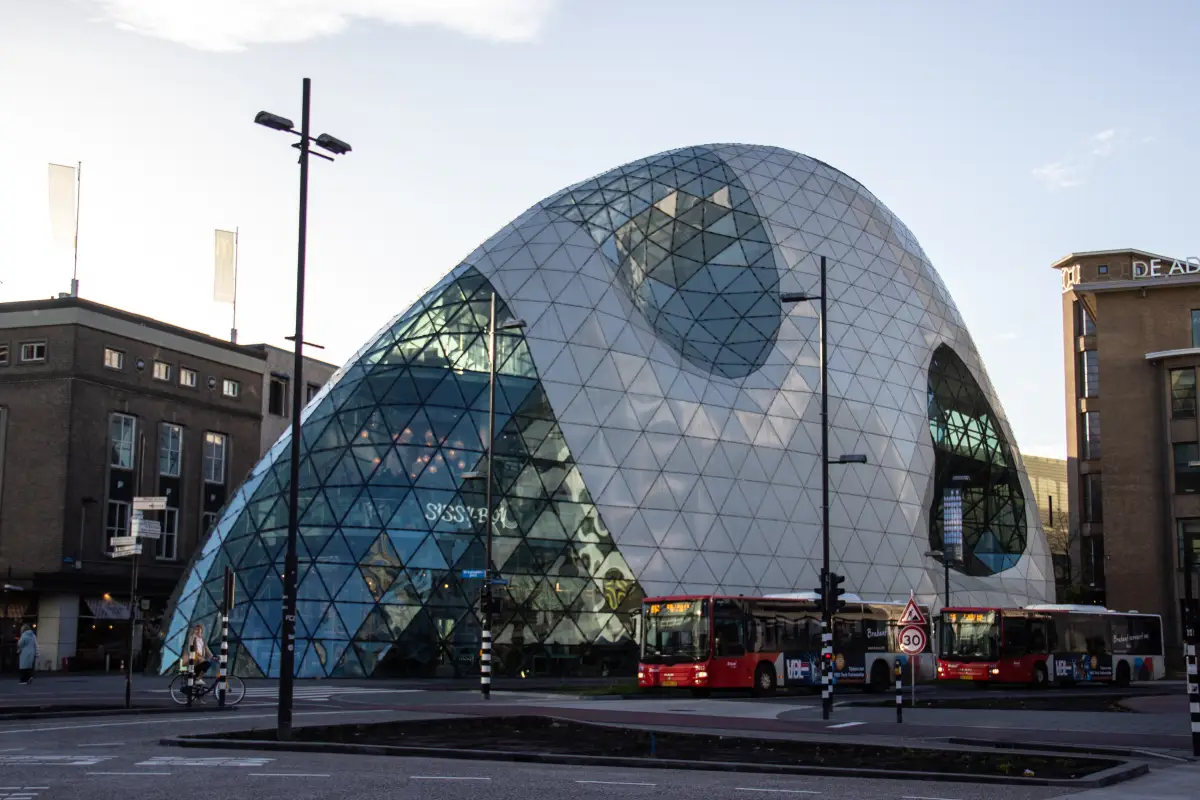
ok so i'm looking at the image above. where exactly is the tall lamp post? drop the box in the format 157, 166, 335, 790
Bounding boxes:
781, 254, 867, 722
254, 78, 352, 741
461, 292, 525, 699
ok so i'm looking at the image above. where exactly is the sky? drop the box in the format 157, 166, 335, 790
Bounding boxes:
3, 0, 1199, 460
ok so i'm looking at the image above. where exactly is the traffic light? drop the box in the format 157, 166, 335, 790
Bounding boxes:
829, 572, 846, 613
813, 567, 827, 608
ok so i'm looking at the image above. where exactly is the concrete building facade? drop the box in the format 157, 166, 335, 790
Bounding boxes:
1055, 249, 1200, 659
0, 297, 266, 671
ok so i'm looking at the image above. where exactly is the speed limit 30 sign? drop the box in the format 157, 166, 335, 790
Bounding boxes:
899, 625, 927, 655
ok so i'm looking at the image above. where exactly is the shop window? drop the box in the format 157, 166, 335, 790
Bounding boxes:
1172, 368, 1197, 419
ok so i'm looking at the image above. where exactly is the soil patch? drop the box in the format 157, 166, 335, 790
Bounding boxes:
211, 714, 1116, 779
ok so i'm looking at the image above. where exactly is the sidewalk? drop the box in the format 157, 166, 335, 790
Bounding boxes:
1051, 762, 1200, 798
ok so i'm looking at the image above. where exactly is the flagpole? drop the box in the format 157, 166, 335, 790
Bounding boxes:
70, 161, 81, 297
231, 227, 239, 344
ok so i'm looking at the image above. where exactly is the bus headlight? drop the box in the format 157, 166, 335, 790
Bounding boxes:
990, 668, 1000, 675
638, 671, 645, 680
695, 670, 708, 680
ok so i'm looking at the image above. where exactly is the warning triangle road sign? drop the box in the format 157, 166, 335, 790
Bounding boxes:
899, 595, 926, 626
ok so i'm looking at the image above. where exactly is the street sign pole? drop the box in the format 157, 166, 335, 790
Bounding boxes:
125, 437, 146, 710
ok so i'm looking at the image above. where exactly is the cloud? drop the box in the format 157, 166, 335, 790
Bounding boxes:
1032, 129, 1121, 190
85, 0, 559, 51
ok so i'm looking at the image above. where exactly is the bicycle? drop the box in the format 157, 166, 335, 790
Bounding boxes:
168, 672, 246, 706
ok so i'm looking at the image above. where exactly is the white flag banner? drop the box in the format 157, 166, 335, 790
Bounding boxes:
48, 163, 76, 247
214, 229, 237, 303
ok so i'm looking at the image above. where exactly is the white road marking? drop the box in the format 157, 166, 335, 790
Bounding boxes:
77, 743, 123, 747
249, 773, 332, 777
826, 721, 864, 729
0, 708, 387, 735
137, 756, 272, 767
901, 796, 963, 800
735, 790, 821, 795
0, 755, 112, 766
411, 776, 492, 781
88, 772, 171, 776
576, 781, 657, 786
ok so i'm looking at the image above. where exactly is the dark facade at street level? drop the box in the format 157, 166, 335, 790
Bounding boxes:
1055, 249, 1200, 664
0, 296, 269, 672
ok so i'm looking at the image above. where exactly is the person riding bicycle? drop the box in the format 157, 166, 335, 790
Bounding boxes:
189, 623, 213, 687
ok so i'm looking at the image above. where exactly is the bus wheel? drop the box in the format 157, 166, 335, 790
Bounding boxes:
752, 663, 776, 697
1031, 663, 1048, 689
867, 660, 891, 694
1115, 661, 1131, 688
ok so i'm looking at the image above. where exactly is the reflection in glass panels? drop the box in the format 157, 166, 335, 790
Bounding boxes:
927, 345, 1027, 576
546, 146, 781, 379
159, 267, 643, 678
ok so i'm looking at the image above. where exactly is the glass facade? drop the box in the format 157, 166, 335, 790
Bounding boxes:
160, 144, 1053, 679
927, 345, 1027, 576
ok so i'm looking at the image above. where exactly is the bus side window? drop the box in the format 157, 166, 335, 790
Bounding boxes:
1028, 620, 1049, 654
1002, 617, 1028, 658
714, 610, 746, 657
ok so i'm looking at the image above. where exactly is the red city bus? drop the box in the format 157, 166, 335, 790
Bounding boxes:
936, 604, 1165, 687
637, 593, 932, 696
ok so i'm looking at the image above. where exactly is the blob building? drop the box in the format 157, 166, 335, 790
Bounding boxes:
160, 145, 1053, 678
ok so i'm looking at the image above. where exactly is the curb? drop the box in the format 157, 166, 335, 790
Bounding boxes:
159, 736, 1149, 788
945, 737, 1196, 763
0, 705, 234, 721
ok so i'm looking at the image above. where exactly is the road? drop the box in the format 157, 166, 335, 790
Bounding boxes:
0, 677, 1193, 797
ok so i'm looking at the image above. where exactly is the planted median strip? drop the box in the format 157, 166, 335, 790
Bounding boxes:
162, 715, 1148, 787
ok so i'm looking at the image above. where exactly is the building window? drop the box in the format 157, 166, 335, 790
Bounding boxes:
156, 507, 178, 560
0, 344, 9, 366
19, 342, 46, 363
1097, 264, 1108, 275
1080, 350, 1099, 398
180, 368, 198, 388
1082, 473, 1103, 523
1174, 442, 1200, 494
109, 413, 136, 469
153, 361, 171, 381
105, 500, 130, 545
159, 423, 182, 478
306, 382, 321, 403
1172, 368, 1197, 419
1193, 310, 1200, 348
1083, 536, 1105, 589
1082, 411, 1101, 460
1079, 303, 1096, 337
222, 379, 240, 398
203, 432, 227, 484
201, 512, 218, 537
1180, 519, 1200, 569
103, 348, 124, 370
268, 376, 289, 416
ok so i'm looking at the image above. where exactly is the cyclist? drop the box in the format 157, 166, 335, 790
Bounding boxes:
188, 623, 213, 687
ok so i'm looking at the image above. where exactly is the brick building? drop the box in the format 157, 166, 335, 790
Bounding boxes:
0, 296, 270, 671
1055, 249, 1200, 659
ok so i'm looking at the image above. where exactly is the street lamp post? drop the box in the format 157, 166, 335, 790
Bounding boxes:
254, 78, 352, 742
462, 293, 524, 700
782, 255, 867, 722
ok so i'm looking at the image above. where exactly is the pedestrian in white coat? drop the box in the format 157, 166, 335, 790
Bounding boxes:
17, 625, 36, 684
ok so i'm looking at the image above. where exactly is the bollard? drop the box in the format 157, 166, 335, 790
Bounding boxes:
895, 661, 903, 724
1187, 640, 1199, 756
217, 609, 229, 708
821, 623, 833, 720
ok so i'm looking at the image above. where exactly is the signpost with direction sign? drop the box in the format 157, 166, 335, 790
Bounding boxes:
898, 594, 927, 706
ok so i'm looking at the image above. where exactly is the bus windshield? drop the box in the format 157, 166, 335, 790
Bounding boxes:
939, 610, 1000, 661
641, 599, 710, 664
